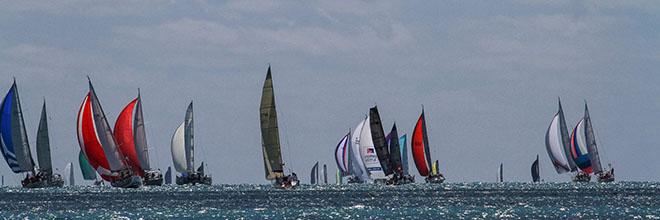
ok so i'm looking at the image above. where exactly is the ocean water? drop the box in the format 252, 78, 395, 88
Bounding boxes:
0, 182, 659, 219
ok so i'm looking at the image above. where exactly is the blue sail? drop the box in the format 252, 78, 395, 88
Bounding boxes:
399, 134, 408, 176
0, 82, 35, 173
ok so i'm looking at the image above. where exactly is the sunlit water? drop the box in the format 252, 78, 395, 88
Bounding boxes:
0, 182, 659, 219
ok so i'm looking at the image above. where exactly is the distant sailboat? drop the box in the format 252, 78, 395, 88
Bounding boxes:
323, 164, 328, 184
531, 155, 540, 183
412, 108, 445, 183
334, 132, 351, 182
115, 90, 163, 186
171, 102, 211, 185
164, 166, 172, 184
77, 78, 141, 188
64, 162, 74, 186
310, 162, 319, 185
398, 134, 411, 178
259, 66, 299, 188
383, 123, 413, 185
571, 102, 614, 182
545, 98, 583, 182
1, 81, 63, 188
498, 163, 503, 182
349, 118, 369, 183
336, 170, 342, 184
360, 110, 386, 183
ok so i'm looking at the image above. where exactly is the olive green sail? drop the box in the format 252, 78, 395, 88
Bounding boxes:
259, 66, 284, 180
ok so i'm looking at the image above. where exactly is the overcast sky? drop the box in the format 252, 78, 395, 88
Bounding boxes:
0, 0, 659, 185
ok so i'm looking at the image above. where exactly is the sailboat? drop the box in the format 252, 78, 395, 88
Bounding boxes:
571, 102, 614, 182
498, 163, 503, 182
411, 108, 445, 183
64, 162, 74, 186
78, 150, 102, 185
531, 155, 540, 182
398, 134, 415, 183
171, 102, 211, 185
323, 164, 328, 184
115, 90, 163, 186
335, 131, 363, 184
383, 122, 412, 185
336, 170, 342, 184
77, 78, 141, 188
259, 66, 299, 189
310, 162, 319, 184
349, 118, 369, 183
0, 81, 63, 188
164, 166, 172, 184
545, 98, 584, 182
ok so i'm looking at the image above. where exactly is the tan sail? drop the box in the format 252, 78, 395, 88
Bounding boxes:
259, 66, 284, 180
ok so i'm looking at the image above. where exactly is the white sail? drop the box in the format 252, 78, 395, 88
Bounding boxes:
545, 114, 571, 173
350, 119, 368, 181
359, 116, 385, 180
171, 122, 187, 174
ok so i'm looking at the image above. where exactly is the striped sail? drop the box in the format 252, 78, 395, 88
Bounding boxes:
115, 94, 150, 176
260, 67, 284, 180
570, 119, 592, 173
359, 115, 385, 180
412, 109, 433, 176
36, 101, 52, 174
77, 79, 129, 180
545, 112, 571, 173
583, 103, 603, 174
350, 118, 368, 181
0, 81, 35, 173
78, 150, 97, 180
399, 134, 408, 176
369, 106, 392, 176
334, 132, 350, 176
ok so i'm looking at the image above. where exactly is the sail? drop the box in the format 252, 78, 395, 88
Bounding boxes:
78, 151, 96, 180
558, 100, 578, 171
369, 106, 392, 176
77, 80, 129, 181
323, 164, 328, 184
310, 162, 318, 184
184, 102, 194, 172
171, 122, 187, 173
259, 67, 284, 180
583, 103, 603, 174
197, 162, 204, 176
334, 132, 351, 176
350, 118, 368, 181
0, 81, 35, 173
387, 124, 403, 176
65, 162, 74, 186
570, 119, 593, 173
336, 170, 342, 184
545, 107, 571, 174
36, 101, 52, 174
115, 92, 151, 176
399, 134, 409, 176
412, 109, 433, 176
499, 163, 503, 182
165, 166, 172, 184
359, 115, 385, 180
531, 155, 540, 182
431, 160, 439, 176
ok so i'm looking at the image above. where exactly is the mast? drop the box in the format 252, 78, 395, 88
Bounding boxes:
260, 66, 284, 180
36, 100, 52, 175
369, 106, 392, 176
583, 102, 603, 174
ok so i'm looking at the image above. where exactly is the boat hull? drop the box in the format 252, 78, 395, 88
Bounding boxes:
111, 176, 143, 188
176, 173, 212, 185
22, 173, 64, 188
346, 176, 364, 184
572, 171, 591, 182
386, 174, 415, 185
597, 168, 615, 183
425, 174, 445, 184
143, 170, 163, 186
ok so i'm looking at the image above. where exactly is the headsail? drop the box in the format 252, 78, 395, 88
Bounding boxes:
386, 124, 403, 176
310, 162, 319, 184
65, 162, 74, 186
115, 95, 149, 176
412, 109, 433, 176
259, 67, 284, 180
399, 134, 409, 176
369, 106, 392, 176
334, 132, 351, 176
583, 102, 603, 174
78, 151, 96, 180
544, 99, 574, 174
359, 115, 385, 180
36, 100, 52, 174
0, 81, 35, 173
171, 102, 194, 174
531, 155, 540, 182
77, 79, 129, 180
350, 118, 368, 181
570, 119, 592, 173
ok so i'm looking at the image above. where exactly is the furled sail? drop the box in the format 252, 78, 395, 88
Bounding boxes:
36, 101, 52, 174
544, 99, 573, 174
310, 162, 319, 184
498, 163, 503, 182
350, 118, 368, 181
570, 119, 593, 173
77, 79, 129, 180
412, 109, 433, 176
114, 92, 151, 176
165, 166, 172, 184
386, 124, 403, 176
531, 155, 540, 182
369, 106, 392, 176
359, 115, 385, 180
399, 134, 409, 176
0, 81, 35, 173
171, 102, 194, 174
78, 151, 96, 180
260, 67, 284, 180
583, 103, 603, 174
334, 132, 351, 176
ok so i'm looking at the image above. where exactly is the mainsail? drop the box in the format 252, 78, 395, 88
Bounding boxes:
77, 79, 129, 180
259, 67, 284, 180
310, 162, 319, 184
412, 109, 433, 176
115, 91, 151, 176
0, 81, 35, 173
369, 106, 392, 176
583, 103, 603, 174
78, 151, 96, 180
334, 132, 351, 176
399, 134, 409, 176
36, 100, 52, 174
544, 99, 574, 174
570, 118, 592, 173
165, 166, 172, 184
359, 115, 385, 180
350, 118, 368, 181
386, 124, 403, 176
498, 163, 504, 182
531, 155, 540, 182
171, 102, 194, 174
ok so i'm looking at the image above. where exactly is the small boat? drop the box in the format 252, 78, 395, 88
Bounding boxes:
572, 102, 614, 182
398, 134, 415, 183
382, 122, 413, 185
259, 66, 298, 189
115, 90, 163, 186
77, 78, 141, 188
310, 162, 319, 185
531, 155, 540, 182
498, 163, 504, 182
164, 166, 172, 184
64, 162, 74, 186
171, 102, 211, 185
545, 98, 583, 181
0, 80, 63, 188
79, 150, 102, 185
412, 108, 445, 183
348, 119, 369, 183
323, 164, 328, 184
334, 131, 363, 184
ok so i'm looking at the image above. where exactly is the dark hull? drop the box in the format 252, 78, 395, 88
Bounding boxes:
143, 170, 163, 186
425, 174, 445, 184
22, 174, 64, 188
110, 176, 142, 188
176, 173, 212, 185
386, 175, 415, 185
597, 169, 615, 183
572, 172, 591, 182
347, 176, 364, 184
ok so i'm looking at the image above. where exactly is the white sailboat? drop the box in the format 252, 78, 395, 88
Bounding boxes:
171, 102, 211, 185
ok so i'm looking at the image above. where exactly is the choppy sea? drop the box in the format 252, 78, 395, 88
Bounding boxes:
0, 182, 658, 219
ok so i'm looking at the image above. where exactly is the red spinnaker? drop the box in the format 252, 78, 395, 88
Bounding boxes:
77, 93, 112, 181
412, 111, 431, 176
114, 98, 143, 176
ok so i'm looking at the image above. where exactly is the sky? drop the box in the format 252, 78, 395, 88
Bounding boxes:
0, 0, 659, 185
